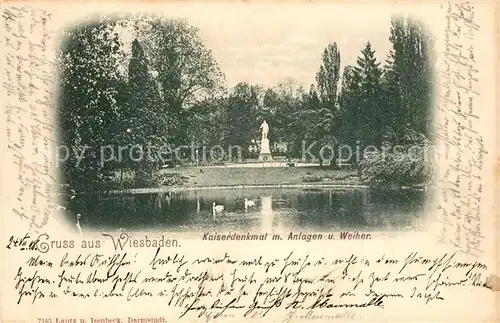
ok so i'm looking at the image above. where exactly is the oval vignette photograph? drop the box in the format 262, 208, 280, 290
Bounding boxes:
55, 13, 435, 235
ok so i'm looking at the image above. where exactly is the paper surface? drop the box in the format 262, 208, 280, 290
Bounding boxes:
1, 1, 499, 322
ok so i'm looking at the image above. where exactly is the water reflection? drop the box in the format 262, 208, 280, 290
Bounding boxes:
261, 196, 273, 232
72, 187, 426, 232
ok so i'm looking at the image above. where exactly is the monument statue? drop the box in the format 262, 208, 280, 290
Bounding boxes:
258, 120, 272, 161
259, 120, 269, 140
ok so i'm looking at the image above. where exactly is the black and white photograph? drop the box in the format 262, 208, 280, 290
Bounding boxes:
2, 2, 498, 322
56, 11, 435, 234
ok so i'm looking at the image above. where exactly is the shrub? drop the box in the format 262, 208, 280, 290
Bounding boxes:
155, 173, 189, 186
303, 175, 323, 182
359, 132, 434, 188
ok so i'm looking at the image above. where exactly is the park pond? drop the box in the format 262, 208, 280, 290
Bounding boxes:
71, 186, 428, 232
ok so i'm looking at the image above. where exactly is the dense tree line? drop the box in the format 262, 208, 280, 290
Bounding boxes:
57, 15, 434, 190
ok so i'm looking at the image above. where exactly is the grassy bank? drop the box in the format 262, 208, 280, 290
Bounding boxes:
157, 166, 360, 188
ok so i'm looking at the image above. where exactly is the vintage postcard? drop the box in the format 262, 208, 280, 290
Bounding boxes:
1, 1, 499, 322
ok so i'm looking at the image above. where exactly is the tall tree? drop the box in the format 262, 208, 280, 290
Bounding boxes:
127, 39, 163, 137
354, 42, 384, 147
338, 65, 362, 148
226, 83, 262, 158
358, 17, 435, 188
383, 17, 434, 143
126, 38, 167, 175
291, 85, 337, 166
316, 42, 341, 107
187, 96, 229, 151
262, 78, 304, 154
57, 18, 126, 189
142, 18, 225, 145
290, 43, 342, 166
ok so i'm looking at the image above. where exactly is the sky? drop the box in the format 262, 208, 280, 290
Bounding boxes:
107, 3, 396, 90
56, 2, 450, 89
192, 7, 393, 89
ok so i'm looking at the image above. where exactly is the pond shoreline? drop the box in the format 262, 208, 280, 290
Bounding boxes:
59, 182, 426, 233
55, 165, 427, 196
54, 182, 427, 196
97, 183, 371, 195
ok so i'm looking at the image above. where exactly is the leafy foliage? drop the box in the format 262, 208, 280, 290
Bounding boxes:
359, 130, 434, 188
141, 18, 225, 144
58, 15, 434, 191
58, 15, 225, 189
57, 17, 127, 191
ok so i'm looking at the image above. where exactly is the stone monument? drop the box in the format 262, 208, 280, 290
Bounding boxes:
258, 120, 273, 161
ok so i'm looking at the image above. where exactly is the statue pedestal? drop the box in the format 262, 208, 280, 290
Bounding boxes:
258, 138, 273, 161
